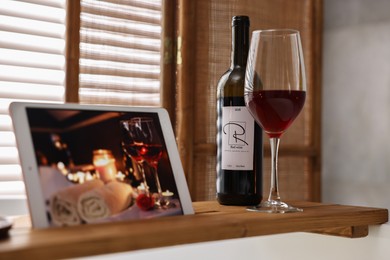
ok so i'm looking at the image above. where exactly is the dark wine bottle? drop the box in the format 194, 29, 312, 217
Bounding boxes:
216, 16, 263, 205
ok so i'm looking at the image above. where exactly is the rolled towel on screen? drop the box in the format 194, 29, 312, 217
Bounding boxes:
50, 179, 104, 226
77, 181, 133, 223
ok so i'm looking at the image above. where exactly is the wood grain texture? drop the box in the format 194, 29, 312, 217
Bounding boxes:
0, 201, 387, 259
65, 0, 80, 103
160, 0, 177, 125
175, 0, 197, 190
310, 226, 369, 238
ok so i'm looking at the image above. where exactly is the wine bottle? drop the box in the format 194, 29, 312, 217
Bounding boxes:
216, 16, 263, 205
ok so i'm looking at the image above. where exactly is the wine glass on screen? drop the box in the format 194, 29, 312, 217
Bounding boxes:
120, 121, 148, 189
244, 29, 306, 213
122, 117, 164, 205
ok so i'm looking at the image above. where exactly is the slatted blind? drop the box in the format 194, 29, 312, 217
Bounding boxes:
0, 0, 66, 199
78, 0, 162, 106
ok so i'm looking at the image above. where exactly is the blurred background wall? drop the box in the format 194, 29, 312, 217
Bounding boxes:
322, 0, 390, 210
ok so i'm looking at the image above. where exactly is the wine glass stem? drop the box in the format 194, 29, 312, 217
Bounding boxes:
151, 165, 162, 195
268, 137, 281, 202
139, 162, 149, 193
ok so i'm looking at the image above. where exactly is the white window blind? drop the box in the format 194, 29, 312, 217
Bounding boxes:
0, 0, 66, 200
79, 0, 162, 106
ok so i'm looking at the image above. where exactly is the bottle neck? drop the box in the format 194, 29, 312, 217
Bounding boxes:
231, 22, 249, 68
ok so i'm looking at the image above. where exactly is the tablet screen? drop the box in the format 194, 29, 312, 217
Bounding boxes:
25, 107, 184, 227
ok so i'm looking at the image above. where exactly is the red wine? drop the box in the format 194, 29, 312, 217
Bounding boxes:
216, 16, 262, 206
122, 144, 143, 162
123, 143, 162, 165
246, 90, 306, 138
138, 144, 162, 165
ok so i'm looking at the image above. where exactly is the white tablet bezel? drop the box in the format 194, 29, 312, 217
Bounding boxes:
10, 102, 194, 228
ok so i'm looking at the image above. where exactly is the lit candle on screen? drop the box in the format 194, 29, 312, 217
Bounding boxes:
93, 149, 117, 183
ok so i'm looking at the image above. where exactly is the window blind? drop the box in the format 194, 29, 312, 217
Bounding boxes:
0, 0, 66, 199
79, 0, 162, 106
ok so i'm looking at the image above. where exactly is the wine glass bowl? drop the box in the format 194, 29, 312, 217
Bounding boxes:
244, 29, 306, 213
245, 90, 306, 138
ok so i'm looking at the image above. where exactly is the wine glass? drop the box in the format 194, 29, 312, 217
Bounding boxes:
244, 29, 306, 213
121, 117, 164, 204
120, 120, 149, 190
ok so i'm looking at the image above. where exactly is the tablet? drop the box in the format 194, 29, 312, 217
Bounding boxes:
10, 102, 194, 228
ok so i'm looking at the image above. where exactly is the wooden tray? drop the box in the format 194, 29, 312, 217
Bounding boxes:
0, 201, 387, 259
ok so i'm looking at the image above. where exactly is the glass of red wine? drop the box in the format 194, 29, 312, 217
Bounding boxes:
244, 29, 306, 213
120, 120, 148, 189
121, 117, 164, 205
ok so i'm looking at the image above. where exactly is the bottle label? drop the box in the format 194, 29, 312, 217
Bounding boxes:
221, 106, 255, 170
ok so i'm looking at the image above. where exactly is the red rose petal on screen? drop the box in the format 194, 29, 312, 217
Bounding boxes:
136, 194, 155, 211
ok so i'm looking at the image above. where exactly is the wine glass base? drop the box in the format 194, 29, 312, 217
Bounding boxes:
247, 200, 303, 213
